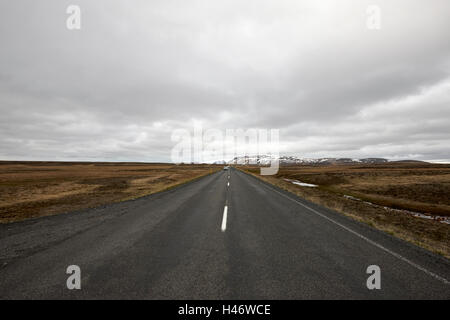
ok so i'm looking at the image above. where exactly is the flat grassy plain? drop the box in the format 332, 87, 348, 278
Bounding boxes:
241, 162, 450, 258
0, 161, 219, 223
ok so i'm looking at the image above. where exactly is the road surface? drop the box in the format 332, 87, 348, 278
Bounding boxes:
0, 168, 449, 299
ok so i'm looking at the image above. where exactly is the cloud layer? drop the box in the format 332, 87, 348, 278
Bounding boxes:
1, 0, 449, 162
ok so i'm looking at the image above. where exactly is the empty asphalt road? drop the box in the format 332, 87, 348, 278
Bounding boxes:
0, 168, 449, 299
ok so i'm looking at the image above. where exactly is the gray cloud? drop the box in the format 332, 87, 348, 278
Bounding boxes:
0, 0, 449, 162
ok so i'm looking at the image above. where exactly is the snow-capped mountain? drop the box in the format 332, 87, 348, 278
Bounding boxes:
226, 155, 389, 165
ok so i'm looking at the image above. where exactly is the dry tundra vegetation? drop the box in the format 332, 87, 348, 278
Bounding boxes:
240, 162, 450, 258
0, 161, 219, 223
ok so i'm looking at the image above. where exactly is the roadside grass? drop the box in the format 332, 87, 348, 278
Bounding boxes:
0, 162, 220, 223
239, 164, 450, 258
121, 169, 220, 201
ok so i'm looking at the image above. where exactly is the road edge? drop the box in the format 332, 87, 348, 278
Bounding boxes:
235, 167, 450, 274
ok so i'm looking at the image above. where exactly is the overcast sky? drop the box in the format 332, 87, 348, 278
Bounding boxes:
1, 0, 449, 162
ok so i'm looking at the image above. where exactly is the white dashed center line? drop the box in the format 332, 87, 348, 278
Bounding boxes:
221, 206, 228, 232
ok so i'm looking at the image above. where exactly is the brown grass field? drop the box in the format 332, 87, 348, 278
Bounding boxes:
240, 162, 450, 258
0, 161, 219, 223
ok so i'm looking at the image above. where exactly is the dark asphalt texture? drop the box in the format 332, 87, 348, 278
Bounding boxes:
0, 168, 449, 299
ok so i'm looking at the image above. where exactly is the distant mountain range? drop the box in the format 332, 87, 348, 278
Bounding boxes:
215, 155, 392, 165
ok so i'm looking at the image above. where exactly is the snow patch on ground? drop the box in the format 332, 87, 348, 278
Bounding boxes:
343, 195, 450, 225
284, 178, 318, 188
